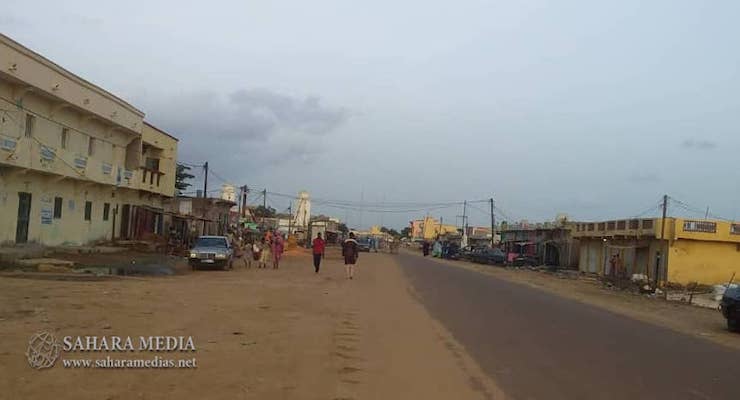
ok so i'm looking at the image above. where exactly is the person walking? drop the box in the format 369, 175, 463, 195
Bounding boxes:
342, 232, 360, 279
312, 232, 325, 273
258, 237, 271, 269
271, 231, 284, 269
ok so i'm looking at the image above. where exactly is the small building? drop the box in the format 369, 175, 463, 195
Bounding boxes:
310, 216, 340, 244
572, 218, 740, 285
499, 221, 579, 268
409, 217, 459, 241
166, 197, 235, 245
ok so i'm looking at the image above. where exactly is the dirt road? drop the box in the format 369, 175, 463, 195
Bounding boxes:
0, 249, 498, 400
398, 252, 740, 400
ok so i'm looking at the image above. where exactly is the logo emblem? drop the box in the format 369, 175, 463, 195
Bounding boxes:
26, 331, 60, 369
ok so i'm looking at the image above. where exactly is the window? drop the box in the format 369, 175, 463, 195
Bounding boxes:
145, 157, 160, 171
156, 173, 161, 187
88, 137, 95, 156
683, 220, 716, 233
607, 221, 616, 231
150, 171, 154, 185
617, 220, 626, 230
142, 170, 147, 183
84, 201, 92, 221
25, 114, 35, 137
588, 223, 595, 231
642, 219, 654, 229
629, 219, 639, 229
61, 128, 69, 149
103, 203, 110, 221
53, 197, 63, 219
732, 224, 740, 235
598, 222, 606, 231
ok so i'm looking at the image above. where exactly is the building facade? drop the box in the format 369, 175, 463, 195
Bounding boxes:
499, 221, 579, 267
409, 217, 459, 241
0, 34, 177, 246
573, 218, 740, 285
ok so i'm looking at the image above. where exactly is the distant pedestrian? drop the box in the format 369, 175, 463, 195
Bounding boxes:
342, 232, 360, 279
258, 237, 271, 269
422, 241, 430, 256
272, 231, 284, 269
312, 232, 326, 273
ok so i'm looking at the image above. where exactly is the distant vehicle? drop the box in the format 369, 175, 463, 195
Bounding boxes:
719, 285, 739, 332
357, 237, 371, 252
471, 248, 506, 265
189, 236, 233, 270
512, 254, 539, 267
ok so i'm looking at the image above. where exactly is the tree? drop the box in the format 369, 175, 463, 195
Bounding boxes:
175, 163, 195, 195
337, 223, 349, 234
401, 227, 411, 238
252, 205, 276, 218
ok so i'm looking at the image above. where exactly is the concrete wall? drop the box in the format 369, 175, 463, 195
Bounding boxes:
0, 170, 164, 246
667, 240, 740, 285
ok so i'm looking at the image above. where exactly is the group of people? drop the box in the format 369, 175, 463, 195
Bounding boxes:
228, 228, 360, 280
229, 229, 285, 269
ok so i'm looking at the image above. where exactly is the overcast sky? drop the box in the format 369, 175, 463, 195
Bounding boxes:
3, 0, 739, 229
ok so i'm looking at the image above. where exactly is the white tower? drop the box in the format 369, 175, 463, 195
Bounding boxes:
294, 191, 311, 230
221, 184, 237, 212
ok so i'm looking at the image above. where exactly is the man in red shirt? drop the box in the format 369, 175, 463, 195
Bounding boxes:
312, 232, 326, 273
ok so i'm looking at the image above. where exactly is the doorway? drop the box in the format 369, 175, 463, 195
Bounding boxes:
16, 192, 32, 243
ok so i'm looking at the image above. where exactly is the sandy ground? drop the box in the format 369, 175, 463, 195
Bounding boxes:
0, 248, 500, 400
410, 250, 740, 350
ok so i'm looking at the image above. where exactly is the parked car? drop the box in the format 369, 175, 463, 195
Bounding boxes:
471, 248, 506, 265
512, 254, 539, 267
189, 236, 233, 270
458, 246, 479, 261
443, 243, 461, 260
719, 285, 739, 332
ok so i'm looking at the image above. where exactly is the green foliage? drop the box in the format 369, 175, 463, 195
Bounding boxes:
252, 205, 276, 218
175, 163, 195, 195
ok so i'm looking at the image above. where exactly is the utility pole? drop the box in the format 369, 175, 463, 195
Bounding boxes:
241, 185, 249, 218
262, 189, 267, 209
288, 204, 292, 235
202, 161, 209, 233
202, 162, 209, 197
462, 200, 468, 233
490, 198, 495, 247
656, 194, 668, 289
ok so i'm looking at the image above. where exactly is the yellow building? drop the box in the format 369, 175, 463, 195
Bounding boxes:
572, 217, 740, 285
0, 34, 178, 246
418, 216, 458, 240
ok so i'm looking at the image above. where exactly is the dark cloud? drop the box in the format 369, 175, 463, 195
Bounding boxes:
136, 88, 349, 176
229, 89, 348, 135
681, 139, 717, 150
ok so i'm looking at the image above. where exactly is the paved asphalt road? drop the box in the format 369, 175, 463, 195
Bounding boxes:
397, 252, 740, 400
